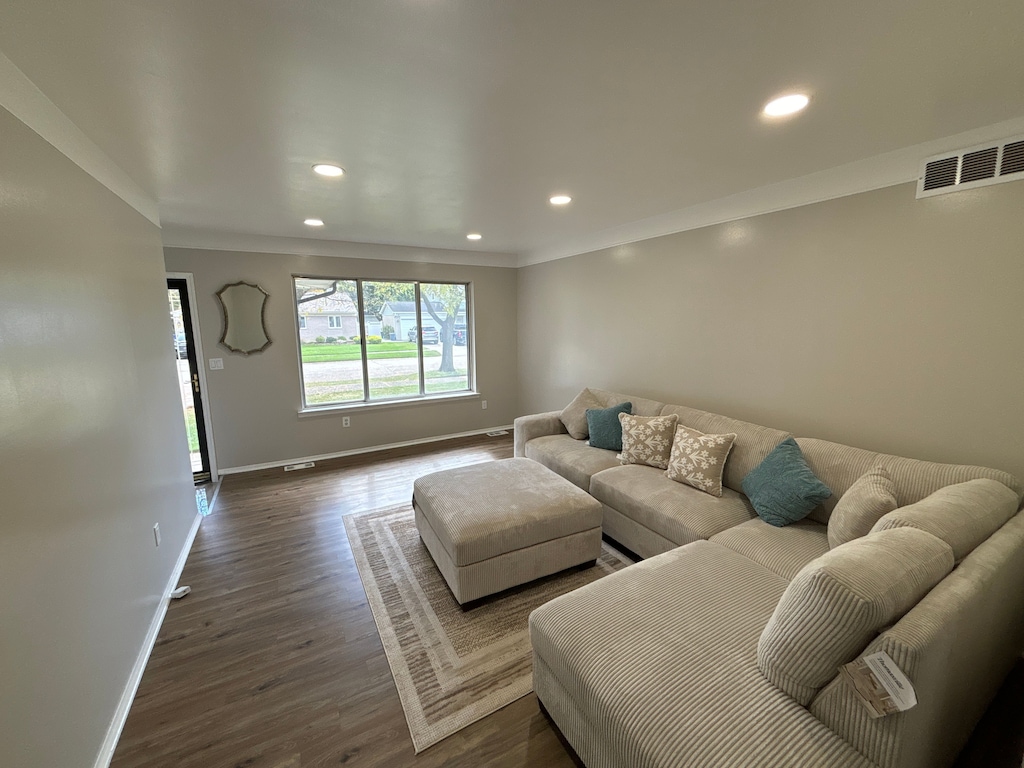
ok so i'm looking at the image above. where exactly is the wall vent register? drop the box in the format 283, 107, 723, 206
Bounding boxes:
917, 135, 1024, 198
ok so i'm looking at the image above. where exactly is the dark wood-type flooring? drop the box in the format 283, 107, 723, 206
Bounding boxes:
111, 433, 1024, 768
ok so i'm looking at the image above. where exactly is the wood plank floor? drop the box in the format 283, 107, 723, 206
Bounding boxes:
111, 433, 1023, 768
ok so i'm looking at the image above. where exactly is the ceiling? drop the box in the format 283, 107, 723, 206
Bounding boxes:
1, 0, 1023, 260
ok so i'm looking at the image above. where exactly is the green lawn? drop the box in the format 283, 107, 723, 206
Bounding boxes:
305, 369, 469, 404
184, 407, 199, 453
300, 341, 440, 362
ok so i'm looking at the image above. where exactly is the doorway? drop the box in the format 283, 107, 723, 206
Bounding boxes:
168, 278, 212, 484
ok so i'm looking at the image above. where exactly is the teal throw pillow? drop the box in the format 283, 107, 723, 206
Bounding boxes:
742, 437, 832, 527
586, 402, 633, 451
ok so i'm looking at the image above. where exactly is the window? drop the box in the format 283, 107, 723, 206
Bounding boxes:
298, 316, 307, 329
293, 276, 472, 408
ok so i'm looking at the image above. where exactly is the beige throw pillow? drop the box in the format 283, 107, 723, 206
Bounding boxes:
827, 467, 898, 549
617, 413, 678, 469
560, 388, 602, 440
758, 527, 954, 705
665, 424, 737, 497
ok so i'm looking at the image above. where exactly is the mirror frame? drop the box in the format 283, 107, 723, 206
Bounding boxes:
215, 281, 272, 355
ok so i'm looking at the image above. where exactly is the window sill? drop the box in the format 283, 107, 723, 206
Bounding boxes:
298, 390, 480, 418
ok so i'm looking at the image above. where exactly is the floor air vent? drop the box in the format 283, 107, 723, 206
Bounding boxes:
917, 135, 1024, 198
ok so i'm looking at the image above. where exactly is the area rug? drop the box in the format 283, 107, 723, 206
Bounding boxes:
343, 504, 633, 752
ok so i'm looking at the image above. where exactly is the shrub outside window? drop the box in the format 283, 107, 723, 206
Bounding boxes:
293, 276, 472, 407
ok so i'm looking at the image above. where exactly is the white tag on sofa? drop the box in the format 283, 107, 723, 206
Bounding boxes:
840, 651, 918, 718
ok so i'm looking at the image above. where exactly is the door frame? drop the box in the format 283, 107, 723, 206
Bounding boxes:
168, 271, 218, 482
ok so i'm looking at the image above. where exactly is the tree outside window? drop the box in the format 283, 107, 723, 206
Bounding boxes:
293, 276, 472, 406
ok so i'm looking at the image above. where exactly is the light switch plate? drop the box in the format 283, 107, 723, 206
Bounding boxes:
209, 358, 224, 370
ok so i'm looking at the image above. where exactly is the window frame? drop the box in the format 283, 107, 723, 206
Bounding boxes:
292, 274, 475, 412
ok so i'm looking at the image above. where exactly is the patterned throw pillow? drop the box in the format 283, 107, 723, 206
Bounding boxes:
617, 413, 679, 469
665, 424, 737, 497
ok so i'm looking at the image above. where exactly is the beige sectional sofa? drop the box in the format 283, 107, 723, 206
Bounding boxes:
514, 388, 1024, 768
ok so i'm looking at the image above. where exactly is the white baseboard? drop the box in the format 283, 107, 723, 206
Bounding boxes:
92, 510, 203, 768
219, 425, 514, 476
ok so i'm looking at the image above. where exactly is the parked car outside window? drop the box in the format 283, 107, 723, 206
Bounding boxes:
407, 325, 439, 344
453, 324, 467, 346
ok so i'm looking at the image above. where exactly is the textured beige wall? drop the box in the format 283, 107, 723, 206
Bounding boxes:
163, 247, 519, 470
0, 109, 198, 766
518, 181, 1024, 481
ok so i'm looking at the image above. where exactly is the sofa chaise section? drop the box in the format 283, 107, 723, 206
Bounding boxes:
530, 541, 874, 768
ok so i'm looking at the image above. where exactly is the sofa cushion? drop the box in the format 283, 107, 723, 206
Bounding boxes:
530, 541, 874, 768
660, 404, 790, 494
559, 388, 603, 440
757, 527, 954, 706
590, 464, 755, 546
618, 412, 678, 469
665, 424, 737, 497
796, 436, 1023, 525
710, 518, 829, 581
827, 467, 898, 549
524, 434, 622, 491
871, 478, 1020, 562
743, 437, 833, 527
586, 402, 632, 451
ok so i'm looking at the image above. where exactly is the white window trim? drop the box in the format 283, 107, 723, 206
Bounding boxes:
298, 390, 480, 418
292, 276, 476, 411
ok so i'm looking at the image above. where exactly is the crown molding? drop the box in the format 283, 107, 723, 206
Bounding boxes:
0, 50, 160, 227
161, 225, 520, 269
519, 115, 1024, 267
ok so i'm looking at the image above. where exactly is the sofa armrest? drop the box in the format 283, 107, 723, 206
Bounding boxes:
513, 411, 567, 457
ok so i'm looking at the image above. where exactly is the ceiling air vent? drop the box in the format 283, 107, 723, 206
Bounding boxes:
1000, 140, 1024, 176
917, 134, 1024, 198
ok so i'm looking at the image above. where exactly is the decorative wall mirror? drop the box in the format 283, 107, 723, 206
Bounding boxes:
216, 281, 271, 355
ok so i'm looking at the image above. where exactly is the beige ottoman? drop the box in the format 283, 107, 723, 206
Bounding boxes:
412, 457, 603, 606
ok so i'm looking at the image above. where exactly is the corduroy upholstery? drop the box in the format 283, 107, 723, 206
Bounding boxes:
530, 542, 875, 768
796, 437, 1023, 524
516, 389, 1024, 768
413, 458, 602, 604
828, 466, 898, 548
524, 434, 621, 491
660, 403, 790, 494
590, 464, 755, 546
870, 478, 1020, 562
710, 517, 829, 580
758, 527, 954, 705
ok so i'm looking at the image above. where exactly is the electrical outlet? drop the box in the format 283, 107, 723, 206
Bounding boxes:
481, 400, 488, 410
209, 358, 224, 370
153, 523, 161, 547
342, 416, 351, 427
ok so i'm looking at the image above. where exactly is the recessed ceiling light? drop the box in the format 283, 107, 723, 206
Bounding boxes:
312, 164, 345, 177
549, 195, 572, 205
763, 94, 809, 117
466, 233, 482, 241
304, 218, 325, 227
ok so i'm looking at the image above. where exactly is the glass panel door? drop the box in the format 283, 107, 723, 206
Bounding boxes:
168, 279, 211, 483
